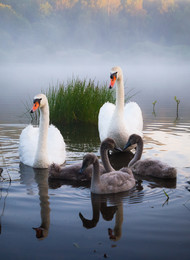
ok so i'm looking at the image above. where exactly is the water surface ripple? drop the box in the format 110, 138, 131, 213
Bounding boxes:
0, 119, 190, 260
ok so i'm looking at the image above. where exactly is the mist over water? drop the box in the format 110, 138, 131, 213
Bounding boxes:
0, 0, 190, 123
0, 57, 190, 124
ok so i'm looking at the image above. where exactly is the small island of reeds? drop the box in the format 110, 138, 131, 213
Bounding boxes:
45, 78, 115, 125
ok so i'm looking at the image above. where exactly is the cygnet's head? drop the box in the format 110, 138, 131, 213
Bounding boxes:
80, 153, 97, 173
123, 134, 142, 150
109, 66, 123, 89
101, 138, 122, 152
30, 94, 48, 113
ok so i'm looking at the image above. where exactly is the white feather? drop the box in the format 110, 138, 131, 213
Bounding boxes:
19, 124, 66, 168
98, 102, 115, 142
98, 67, 143, 148
19, 94, 66, 168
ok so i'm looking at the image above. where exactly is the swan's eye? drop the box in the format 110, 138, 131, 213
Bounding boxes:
110, 72, 117, 79
33, 98, 42, 105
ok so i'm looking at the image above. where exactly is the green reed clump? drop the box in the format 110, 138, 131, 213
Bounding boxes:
46, 78, 115, 125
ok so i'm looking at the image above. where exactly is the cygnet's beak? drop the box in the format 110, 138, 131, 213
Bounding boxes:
79, 168, 83, 174
123, 140, 132, 151
114, 147, 123, 152
79, 164, 86, 174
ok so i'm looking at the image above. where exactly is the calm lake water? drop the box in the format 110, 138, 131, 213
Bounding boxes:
0, 111, 190, 259
0, 63, 190, 259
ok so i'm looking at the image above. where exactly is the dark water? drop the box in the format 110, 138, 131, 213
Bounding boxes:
0, 112, 190, 259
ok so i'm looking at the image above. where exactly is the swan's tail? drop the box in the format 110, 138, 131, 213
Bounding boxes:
163, 167, 177, 179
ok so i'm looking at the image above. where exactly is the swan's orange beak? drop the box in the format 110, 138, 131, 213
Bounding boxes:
109, 74, 117, 89
30, 101, 40, 113
33, 227, 44, 238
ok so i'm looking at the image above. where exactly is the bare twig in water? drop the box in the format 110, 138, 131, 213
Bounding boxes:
163, 189, 169, 199
152, 100, 157, 116
183, 198, 190, 212
174, 96, 180, 119
73, 242, 80, 248
162, 189, 169, 206
0, 144, 11, 183
0, 180, 11, 233
0, 146, 12, 232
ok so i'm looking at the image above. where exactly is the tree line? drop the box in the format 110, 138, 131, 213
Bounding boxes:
0, 0, 189, 62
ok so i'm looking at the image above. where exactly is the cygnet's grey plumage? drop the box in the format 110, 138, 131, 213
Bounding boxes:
100, 138, 119, 172
100, 138, 134, 176
80, 153, 135, 194
48, 138, 119, 182
124, 134, 177, 179
49, 162, 105, 182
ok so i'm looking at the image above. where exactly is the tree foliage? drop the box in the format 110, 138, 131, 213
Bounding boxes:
0, 0, 189, 62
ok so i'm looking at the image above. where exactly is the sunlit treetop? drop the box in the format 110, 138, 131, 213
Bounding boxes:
55, 0, 79, 10
40, 2, 53, 15
53, 0, 177, 13
160, 0, 176, 13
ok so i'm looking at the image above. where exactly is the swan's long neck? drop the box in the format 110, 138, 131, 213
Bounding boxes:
128, 138, 143, 167
100, 146, 114, 172
91, 157, 101, 189
34, 103, 49, 168
115, 77, 124, 113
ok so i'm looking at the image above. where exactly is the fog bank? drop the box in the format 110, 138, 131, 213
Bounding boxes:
0, 0, 190, 123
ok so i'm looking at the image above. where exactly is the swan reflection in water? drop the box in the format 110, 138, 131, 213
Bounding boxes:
79, 193, 126, 241
48, 178, 132, 241
48, 169, 176, 241
78, 174, 176, 241
19, 164, 50, 240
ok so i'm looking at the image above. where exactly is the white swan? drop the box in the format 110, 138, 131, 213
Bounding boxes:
98, 66, 143, 149
124, 134, 177, 179
80, 153, 135, 194
19, 94, 66, 168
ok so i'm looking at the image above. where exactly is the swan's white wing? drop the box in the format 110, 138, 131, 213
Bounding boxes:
98, 102, 115, 141
19, 125, 38, 167
47, 125, 66, 165
19, 124, 66, 167
124, 102, 143, 136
